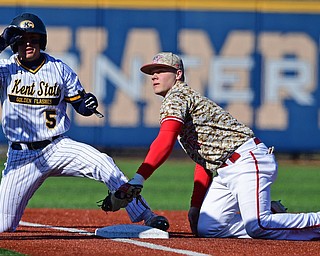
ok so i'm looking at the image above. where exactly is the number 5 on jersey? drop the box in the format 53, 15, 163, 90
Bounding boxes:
45, 110, 56, 129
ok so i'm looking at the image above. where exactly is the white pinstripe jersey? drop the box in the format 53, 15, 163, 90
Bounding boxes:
0, 53, 83, 142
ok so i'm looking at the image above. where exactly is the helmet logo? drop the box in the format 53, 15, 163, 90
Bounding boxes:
19, 20, 35, 29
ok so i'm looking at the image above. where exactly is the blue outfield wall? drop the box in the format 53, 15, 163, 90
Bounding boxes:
0, 2, 320, 152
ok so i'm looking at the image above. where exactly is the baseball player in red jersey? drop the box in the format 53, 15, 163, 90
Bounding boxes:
112, 52, 320, 240
0, 13, 169, 232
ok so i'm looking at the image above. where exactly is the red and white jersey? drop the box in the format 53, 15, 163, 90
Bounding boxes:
0, 53, 83, 142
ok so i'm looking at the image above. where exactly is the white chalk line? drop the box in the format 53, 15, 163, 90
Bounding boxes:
20, 221, 211, 256
20, 221, 94, 236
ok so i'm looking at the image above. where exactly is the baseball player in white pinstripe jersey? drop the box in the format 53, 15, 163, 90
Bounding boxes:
111, 52, 320, 240
0, 13, 169, 232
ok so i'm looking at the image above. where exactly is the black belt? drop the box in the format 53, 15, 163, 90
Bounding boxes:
11, 135, 60, 150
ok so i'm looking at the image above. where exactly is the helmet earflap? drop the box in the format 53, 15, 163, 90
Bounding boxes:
9, 13, 47, 53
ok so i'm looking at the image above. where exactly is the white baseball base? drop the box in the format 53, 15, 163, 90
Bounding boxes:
95, 224, 169, 239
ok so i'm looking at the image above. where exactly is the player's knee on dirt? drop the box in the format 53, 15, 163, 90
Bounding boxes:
197, 223, 209, 237
244, 221, 265, 239
197, 220, 223, 238
197, 212, 228, 237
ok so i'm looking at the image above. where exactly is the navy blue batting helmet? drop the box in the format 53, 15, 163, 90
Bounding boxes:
10, 13, 47, 53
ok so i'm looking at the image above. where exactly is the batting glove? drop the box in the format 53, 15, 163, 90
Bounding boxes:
0, 25, 25, 51
128, 173, 145, 186
84, 93, 98, 110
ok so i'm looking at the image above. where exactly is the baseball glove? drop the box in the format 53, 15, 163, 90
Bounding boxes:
98, 183, 143, 212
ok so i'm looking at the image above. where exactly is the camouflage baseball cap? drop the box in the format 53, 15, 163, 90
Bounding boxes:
140, 52, 184, 75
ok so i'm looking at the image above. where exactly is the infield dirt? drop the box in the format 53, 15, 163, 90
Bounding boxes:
0, 209, 319, 256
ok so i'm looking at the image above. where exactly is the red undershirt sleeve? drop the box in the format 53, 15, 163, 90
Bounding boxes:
190, 164, 213, 208
137, 119, 183, 180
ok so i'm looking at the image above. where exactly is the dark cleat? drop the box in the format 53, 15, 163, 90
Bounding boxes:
145, 215, 170, 231
271, 200, 288, 213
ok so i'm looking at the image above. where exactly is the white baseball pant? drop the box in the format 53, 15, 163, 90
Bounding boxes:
197, 138, 320, 240
0, 136, 149, 232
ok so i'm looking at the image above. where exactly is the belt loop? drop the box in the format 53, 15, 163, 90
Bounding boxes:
254, 137, 262, 145
29, 143, 36, 150
229, 152, 240, 163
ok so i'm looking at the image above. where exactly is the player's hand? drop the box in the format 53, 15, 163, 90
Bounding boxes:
0, 25, 25, 51
98, 183, 143, 212
116, 182, 143, 200
84, 93, 98, 110
188, 206, 200, 236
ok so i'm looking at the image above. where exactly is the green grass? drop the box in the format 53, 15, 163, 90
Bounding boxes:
0, 157, 319, 212
26, 157, 195, 210
0, 249, 24, 255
